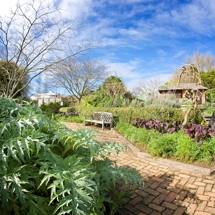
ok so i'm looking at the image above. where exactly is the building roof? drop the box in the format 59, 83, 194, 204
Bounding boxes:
158, 83, 208, 91
30, 90, 61, 99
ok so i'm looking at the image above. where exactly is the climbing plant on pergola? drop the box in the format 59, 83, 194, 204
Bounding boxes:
176, 64, 203, 125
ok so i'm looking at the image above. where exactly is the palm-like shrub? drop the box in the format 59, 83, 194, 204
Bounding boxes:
0, 97, 144, 215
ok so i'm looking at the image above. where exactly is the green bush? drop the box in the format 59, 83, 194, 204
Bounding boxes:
144, 94, 181, 108
147, 133, 178, 158
116, 122, 157, 146
199, 137, 215, 163
174, 132, 200, 162
40, 102, 61, 112
77, 107, 183, 124
0, 97, 144, 215
188, 109, 204, 124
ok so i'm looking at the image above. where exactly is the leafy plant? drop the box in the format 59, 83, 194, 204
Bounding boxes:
144, 94, 181, 108
40, 102, 61, 112
174, 132, 200, 162
0, 97, 144, 214
147, 133, 178, 158
183, 123, 211, 144
133, 118, 180, 134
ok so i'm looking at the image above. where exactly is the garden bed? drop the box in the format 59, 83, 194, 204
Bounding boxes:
136, 145, 215, 170
114, 121, 215, 175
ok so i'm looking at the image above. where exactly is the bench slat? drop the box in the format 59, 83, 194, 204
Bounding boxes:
84, 112, 113, 130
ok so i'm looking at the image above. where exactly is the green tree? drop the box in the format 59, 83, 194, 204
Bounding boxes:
92, 76, 131, 107
200, 70, 215, 89
199, 70, 215, 103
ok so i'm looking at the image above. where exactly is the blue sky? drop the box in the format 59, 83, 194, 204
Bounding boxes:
2, 0, 215, 93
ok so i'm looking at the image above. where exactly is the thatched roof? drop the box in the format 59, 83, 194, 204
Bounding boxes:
158, 83, 207, 91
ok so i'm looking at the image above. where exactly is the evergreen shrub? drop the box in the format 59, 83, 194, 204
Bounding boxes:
40, 102, 61, 112
76, 107, 183, 124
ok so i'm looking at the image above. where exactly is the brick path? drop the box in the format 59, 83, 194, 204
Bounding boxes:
62, 122, 215, 215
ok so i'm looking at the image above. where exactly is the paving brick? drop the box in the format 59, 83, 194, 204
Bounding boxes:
123, 204, 140, 214
143, 195, 155, 205
152, 176, 165, 183
153, 194, 167, 205
169, 179, 179, 187
187, 176, 197, 184
148, 203, 165, 212
205, 183, 213, 192
117, 209, 136, 215
130, 193, 138, 198
196, 194, 210, 201
196, 200, 207, 211
160, 181, 170, 189
130, 196, 143, 206
156, 187, 170, 195
145, 187, 160, 196
204, 191, 215, 197
162, 209, 174, 215
165, 192, 178, 202
136, 190, 149, 198
194, 212, 212, 215
150, 181, 161, 189
169, 187, 181, 194
207, 200, 215, 207
195, 177, 203, 182
177, 190, 188, 201
202, 179, 214, 184
178, 173, 190, 178
150, 211, 161, 215
186, 203, 197, 215
135, 204, 153, 214
204, 206, 215, 214
172, 206, 186, 215
162, 201, 178, 210
185, 184, 198, 189
179, 169, 191, 175
194, 182, 206, 186
196, 186, 205, 195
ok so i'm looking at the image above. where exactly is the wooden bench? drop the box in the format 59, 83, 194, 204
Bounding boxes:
84, 112, 113, 130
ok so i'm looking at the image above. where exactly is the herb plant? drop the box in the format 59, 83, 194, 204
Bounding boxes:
0, 97, 144, 215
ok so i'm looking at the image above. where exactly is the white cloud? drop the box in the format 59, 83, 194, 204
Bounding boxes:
58, 0, 93, 19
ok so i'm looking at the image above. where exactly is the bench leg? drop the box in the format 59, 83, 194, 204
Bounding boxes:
102, 122, 104, 130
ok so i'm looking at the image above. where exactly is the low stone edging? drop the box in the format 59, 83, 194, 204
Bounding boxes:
111, 128, 215, 176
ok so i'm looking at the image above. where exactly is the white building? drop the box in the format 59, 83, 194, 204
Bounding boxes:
30, 90, 68, 107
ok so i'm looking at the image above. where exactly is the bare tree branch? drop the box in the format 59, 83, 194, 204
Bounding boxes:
0, 0, 95, 97
185, 51, 215, 72
133, 78, 163, 97
48, 57, 108, 104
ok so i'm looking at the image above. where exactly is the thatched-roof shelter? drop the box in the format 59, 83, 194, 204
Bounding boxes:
158, 83, 207, 104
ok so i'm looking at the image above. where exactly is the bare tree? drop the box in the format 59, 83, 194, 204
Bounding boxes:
133, 78, 163, 97
49, 58, 108, 104
185, 51, 215, 72
0, 0, 94, 98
